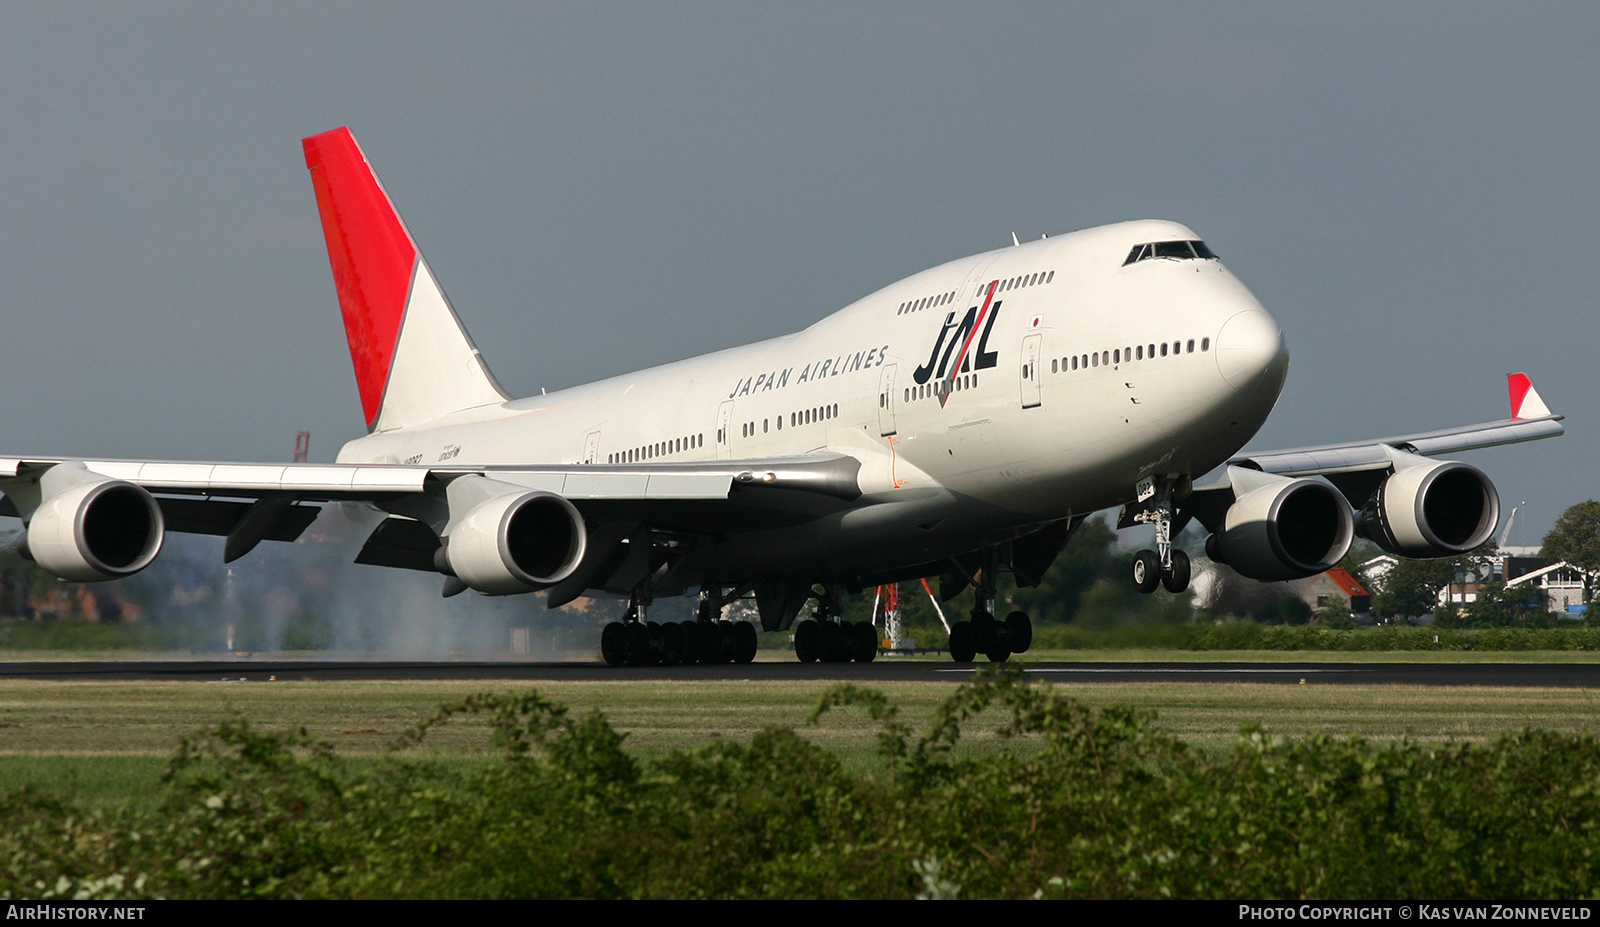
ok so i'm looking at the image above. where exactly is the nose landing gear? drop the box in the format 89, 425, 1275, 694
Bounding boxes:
1129, 477, 1191, 594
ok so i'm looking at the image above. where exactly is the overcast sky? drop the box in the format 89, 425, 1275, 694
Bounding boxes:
0, 3, 1590, 545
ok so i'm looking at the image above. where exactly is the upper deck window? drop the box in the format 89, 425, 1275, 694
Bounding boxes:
1123, 240, 1219, 265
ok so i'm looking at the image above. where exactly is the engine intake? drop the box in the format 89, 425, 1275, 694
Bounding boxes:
1208, 476, 1353, 582
443, 489, 587, 595
28, 477, 165, 582
1356, 461, 1499, 558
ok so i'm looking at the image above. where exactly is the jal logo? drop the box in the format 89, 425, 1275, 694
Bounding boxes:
912, 280, 1002, 385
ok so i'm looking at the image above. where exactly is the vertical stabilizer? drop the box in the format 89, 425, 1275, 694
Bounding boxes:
303, 127, 508, 432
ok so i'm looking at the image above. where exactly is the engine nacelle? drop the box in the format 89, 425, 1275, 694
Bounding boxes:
443, 490, 587, 595
1208, 477, 1354, 582
27, 477, 165, 582
1356, 460, 1499, 558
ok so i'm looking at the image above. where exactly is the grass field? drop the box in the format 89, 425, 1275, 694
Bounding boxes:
3, 670, 1600, 810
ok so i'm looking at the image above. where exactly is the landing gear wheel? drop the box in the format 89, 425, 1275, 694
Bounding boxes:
601, 622, 627, 666
732, 621, 758, 664
712, 621, 736, 664
949, 621, 976, 663
660, 621, 686, 666
794, 619, 819, 663
816, 621, 844, 662
1005, 610, 1033, 653
853, 622, 879, 663
1132, 550, 1161, 594
681, 621, 704, 664
1163, 548, 1191, 594
623, 622, 651, 666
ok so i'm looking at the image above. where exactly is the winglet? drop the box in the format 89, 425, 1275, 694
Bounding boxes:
1508, 372, 1553, 420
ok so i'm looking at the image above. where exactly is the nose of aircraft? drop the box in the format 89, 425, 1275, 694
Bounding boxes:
1215, 309, 1287, 391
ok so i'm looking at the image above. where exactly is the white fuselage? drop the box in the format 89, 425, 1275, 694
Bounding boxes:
337, 219, 1287, 585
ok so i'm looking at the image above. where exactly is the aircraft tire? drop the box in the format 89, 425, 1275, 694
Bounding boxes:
1132, 550, 1161, 594
600, 622, 627, 667
623, 622, 651, 666
1163, 549, 1191, 594
854, 622, 878, 663
815, 621, 839, 662
949, 621, 976, 663
732, 621, 758, 664
681, 621, 703, 664
795, 620, 819, 663
645, 621, 665, 666
1005, 610, 1033, 653
660, 621, 686, 666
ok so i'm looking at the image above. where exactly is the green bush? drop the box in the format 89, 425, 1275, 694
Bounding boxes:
5, 668, 1600, 899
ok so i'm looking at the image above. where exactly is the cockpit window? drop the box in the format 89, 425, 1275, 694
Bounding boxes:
1123, 240, 1219, 265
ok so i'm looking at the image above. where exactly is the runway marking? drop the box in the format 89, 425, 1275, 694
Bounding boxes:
936, 667, 1365, 675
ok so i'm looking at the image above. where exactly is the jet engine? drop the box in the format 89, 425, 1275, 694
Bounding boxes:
27, 475, 165, 582
1355, 460, 1499, 558
1206, 475, 1354, 582
441, 488, 587, 595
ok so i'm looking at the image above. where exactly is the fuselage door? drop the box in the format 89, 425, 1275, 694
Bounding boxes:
1020, 334, 1042, 409
583, 430, 601, 464
878, 364, 898, 436
715, 400, 735, 459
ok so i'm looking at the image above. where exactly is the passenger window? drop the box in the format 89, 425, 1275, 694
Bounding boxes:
1114, 349, 1120, 364
1187, 339, 1195, 353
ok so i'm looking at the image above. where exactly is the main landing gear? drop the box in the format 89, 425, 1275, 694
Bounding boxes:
600, 586, 757, 667
794, 585, 877, 664
1130, 478, 1191, 594
947, 549, 1032, 664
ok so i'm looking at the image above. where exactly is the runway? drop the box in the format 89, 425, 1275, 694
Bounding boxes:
5, 659, 1600, 687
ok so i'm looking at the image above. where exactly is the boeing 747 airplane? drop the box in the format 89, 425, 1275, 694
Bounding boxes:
0, 128, 1564, 665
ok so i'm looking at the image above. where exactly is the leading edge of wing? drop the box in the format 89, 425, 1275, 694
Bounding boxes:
1226, 372, 1563, 479
0, 454, 861, 503
1228, 413, 1564, 478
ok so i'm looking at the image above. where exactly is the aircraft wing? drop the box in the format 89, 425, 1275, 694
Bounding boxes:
1176, 373, 1561, 547
1202, 372, 1560, 485
0, 453, 861, 573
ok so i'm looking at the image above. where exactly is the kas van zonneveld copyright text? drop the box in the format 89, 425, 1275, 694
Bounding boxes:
1241, 907, 1593, 922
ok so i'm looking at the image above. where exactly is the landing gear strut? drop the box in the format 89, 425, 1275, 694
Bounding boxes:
1131, 479, 1191, 594
948, 548, 1032, 664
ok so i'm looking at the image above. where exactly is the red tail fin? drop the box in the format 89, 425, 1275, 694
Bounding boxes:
303, 127, 415, 428
303, 127, 505, 432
